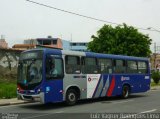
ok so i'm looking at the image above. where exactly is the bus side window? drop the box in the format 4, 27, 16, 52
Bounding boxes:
82, 57, 99, 74
46, 55, 64, 79
114, 60, 126, 74
65, 55, 81, 74
138, 61, 148, 74
98, 58, 112, 74
127, 61, 138, 74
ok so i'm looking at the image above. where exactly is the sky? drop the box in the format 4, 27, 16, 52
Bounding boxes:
0, 0, 160, 51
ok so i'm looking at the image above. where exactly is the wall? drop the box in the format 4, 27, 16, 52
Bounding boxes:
0, 39, 8, 48
0, 48, 22, 80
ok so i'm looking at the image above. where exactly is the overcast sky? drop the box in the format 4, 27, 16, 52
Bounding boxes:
0, 0, 160, 51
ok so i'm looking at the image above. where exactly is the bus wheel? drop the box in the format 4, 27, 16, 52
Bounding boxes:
122, 85, 130, 99
66, 89, 77, 106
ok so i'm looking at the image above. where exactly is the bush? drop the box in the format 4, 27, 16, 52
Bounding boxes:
152, 71, 160, 84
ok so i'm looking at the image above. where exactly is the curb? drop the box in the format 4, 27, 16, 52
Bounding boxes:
0, 101, 34, 106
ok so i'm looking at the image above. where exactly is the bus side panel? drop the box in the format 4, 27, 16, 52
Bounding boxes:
106, 74, 150, 97
63, 74, 150, 99
97, 74, 114, 97
84, 74, 112, 99
135, 74, 150, 92
63, 74, 87, 100
44, 80, 63, 103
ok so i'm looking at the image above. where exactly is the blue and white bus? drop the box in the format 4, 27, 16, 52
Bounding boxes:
17, 48, 150, 105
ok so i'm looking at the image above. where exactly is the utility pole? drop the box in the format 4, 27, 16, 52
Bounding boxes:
154, 42, 156, 54
154, 42, 157, 69
70, 34, 72, 50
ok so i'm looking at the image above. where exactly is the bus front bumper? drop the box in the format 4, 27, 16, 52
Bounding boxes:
17, 92, 45, 104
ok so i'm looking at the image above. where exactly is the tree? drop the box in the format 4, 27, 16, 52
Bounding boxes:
88, 24, 152, 57
152, 71, 160, 84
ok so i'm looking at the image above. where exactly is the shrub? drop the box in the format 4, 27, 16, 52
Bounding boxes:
152, 71, 160, 84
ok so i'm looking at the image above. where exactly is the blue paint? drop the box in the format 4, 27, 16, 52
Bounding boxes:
44, 79, 63, 103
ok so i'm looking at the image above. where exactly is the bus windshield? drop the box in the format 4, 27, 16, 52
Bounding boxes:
18, 51, 43, 88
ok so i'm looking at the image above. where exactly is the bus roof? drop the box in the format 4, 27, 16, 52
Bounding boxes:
23, 48, 149, 61
85, 52, 148, 61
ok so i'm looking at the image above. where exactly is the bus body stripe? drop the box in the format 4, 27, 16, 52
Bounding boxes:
94, 75, 104, 98
99, 75, 106, 97
100, 75, 109, 97
107, 76, 115, 96
92, 75, 102, 98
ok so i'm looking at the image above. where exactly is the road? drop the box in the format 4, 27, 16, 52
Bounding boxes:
0, 89, 160, 119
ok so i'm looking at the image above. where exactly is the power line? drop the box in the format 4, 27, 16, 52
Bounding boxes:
26, 0, 119, 25
26, 0, 158, 32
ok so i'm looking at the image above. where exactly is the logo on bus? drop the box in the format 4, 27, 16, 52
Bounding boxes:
121, 76, 130, 81
88, 77, 99, 82
88, 77, 92, 82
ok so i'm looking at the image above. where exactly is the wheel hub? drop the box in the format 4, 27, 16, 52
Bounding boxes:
68, 93, 75, 102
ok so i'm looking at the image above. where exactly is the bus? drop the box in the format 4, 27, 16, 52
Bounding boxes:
17, 48, 150, 105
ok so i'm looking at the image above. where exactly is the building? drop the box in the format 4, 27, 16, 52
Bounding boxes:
13, 36, 63, 50
0, 39, 8, 48
62, 40, 71, 50
12, 44, 36, 50
70, 42, 88, 51
62, 40, 88, 51
36, 38, 62, 49
150, 53, 160, 70
12, 36, 88, 51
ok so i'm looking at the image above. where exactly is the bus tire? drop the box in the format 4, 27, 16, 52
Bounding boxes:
122, 85, 130, 99
66, 89, 78, 106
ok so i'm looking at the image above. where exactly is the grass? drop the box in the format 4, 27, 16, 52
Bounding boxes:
0, 74, 17, 99
0, 82, 17, 99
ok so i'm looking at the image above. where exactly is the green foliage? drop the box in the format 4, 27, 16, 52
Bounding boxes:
0, 82, 17, 99
88, 23, 152, 57
152, 71, 160, 84
0, 67, 17, 99
151, 81, 160, 87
